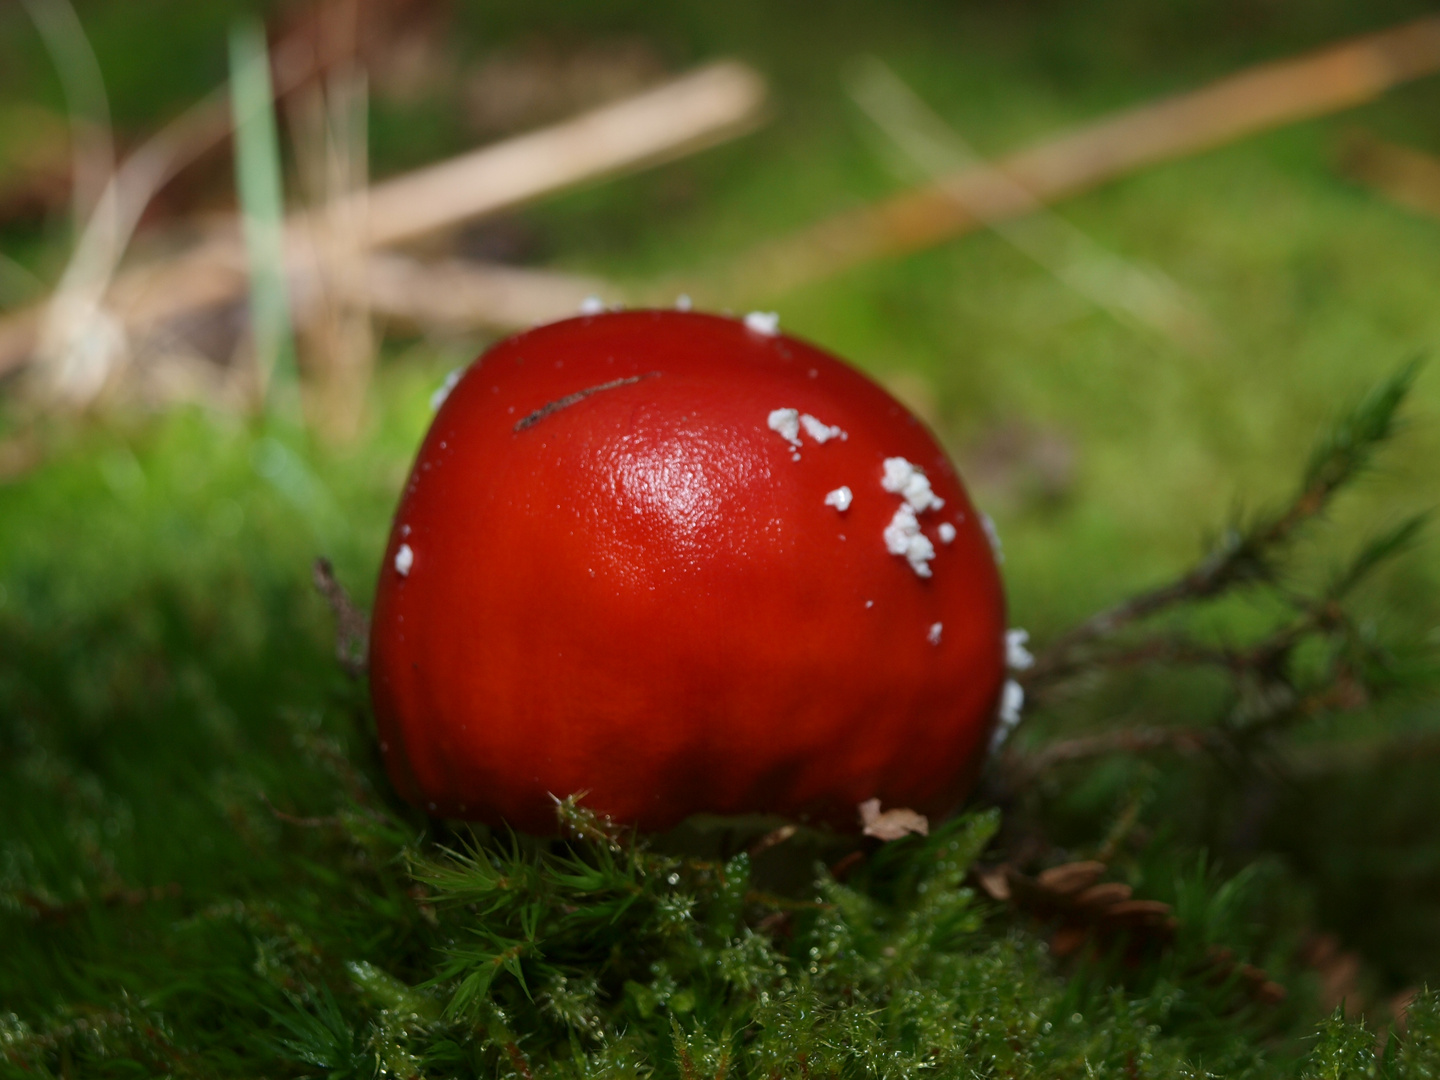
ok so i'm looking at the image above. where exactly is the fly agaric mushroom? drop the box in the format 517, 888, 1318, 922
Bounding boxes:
369, 310, 1006, 833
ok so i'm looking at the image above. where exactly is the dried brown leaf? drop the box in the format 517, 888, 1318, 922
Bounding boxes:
1074, 881, 1134, 907
857, 798, 929, 841
973, 865, 1011, 901
1035, 860, 1106, 894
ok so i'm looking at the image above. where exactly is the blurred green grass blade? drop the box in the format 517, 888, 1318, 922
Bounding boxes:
228, 19, 300, 426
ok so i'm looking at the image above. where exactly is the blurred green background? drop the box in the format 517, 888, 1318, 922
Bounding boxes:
4, 0, 1440, 1053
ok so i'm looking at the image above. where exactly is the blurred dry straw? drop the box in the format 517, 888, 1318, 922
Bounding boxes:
0, 0, 768, 425
847, 57, 1221, 356
8, 0, 383, 410
291, 60, 373, 440
19, 0, 114, 234
712, 13, 1440, 302
1336, 129, 1440, 221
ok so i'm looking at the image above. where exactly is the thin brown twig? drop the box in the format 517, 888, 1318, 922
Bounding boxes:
1282, 729, 1440, 776
1024, 635, 1233, 694
1013, 671, 1366, 779
259, 791, 345, 829
312, 556, 369, 678
1026, 465, 1361, 687
14, 882, 182, 923
1010, 726, 1215, 776
1027, 595, 1349, 698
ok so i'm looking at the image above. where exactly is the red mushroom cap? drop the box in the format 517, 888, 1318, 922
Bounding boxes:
369, 310, 1006, 833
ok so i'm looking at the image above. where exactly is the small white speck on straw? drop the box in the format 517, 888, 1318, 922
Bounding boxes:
395, 543, 414, 576
744, 310, 780, 335
579, 296, 606, 314
937, 522, 957, 544
824, 486, 853, 512
430, 368, 461, 411
928, 622, 943, 645
675, 293, 692, 311
1006, 628, 1035, 671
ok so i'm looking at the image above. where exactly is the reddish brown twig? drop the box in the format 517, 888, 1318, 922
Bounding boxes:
15, 882, 182, 924
1010, 726, 1215, 777
259, 791, 345, 829
312, 556, 369, 678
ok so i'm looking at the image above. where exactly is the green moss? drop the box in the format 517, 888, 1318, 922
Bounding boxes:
6, 0, 1440, 1073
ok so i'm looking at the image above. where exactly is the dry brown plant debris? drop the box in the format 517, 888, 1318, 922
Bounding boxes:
1337, 129, 1440, 221
974, 859, 1287, 1006
0, 59, 767, 413
313, 556, 370, 679
711, 14, 1440, 302
858, 798, 930, 841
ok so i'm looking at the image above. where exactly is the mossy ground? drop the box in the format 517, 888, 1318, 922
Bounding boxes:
3, 0, 1440, 1075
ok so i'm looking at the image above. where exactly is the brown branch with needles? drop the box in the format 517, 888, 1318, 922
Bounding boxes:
1000, 359, 1428, 783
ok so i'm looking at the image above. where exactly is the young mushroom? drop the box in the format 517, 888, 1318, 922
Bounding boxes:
369, 310, 1006, 832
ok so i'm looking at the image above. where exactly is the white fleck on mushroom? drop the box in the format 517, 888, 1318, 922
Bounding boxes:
824, 486, 853, 512
429, 368, 462, 411
579, 296, 606, 314
883, 504, 936, 578
1006, 628, 1035, 671
881, 457, 944, 512
800, 413, 847, 443
937, 522, 957, 544
744, 310, 780, 335
675, 294, 692, 311
395, 543, 415, 576
927, 622, 943, 645
767, 407, 802, 448
990, 679, 1025, 751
